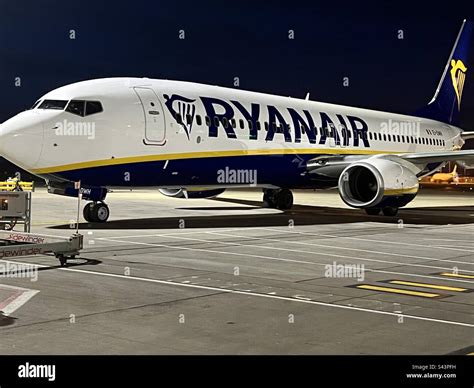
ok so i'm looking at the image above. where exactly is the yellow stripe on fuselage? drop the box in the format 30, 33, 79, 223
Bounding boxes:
31, 148, 400, 174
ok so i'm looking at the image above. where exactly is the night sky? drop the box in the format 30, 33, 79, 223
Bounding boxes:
1, 0, 474, 174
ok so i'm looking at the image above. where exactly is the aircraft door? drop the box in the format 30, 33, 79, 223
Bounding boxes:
134, 87, 166, 145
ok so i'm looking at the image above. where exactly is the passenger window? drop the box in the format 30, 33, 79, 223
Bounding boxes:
66, 100, 85, 116
264, 122, 269, 131
256, 122, 261, 131
248, 120, 253, 130
231, 119, 236, 128
186, 114, 193, 125
239, 119, 244, 129
175, 113, 183, 124
205, 116, 211, 126
196, 115, 202, 126
222, 117, 229, 128
214, 117, 220, 127
85, 101, 103, 116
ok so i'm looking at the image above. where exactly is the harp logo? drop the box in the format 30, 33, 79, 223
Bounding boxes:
450, 59, 467, 110
163, 94, 196, 139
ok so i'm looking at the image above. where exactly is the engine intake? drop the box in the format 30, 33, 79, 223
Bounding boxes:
338, 157, 419, 209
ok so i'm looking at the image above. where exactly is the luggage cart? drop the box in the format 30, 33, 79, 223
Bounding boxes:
0, 230, 83, 266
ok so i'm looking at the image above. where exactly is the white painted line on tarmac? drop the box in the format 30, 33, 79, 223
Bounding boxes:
99, 237, 474, 284
148, 233, 474, 274
3, 259, 471, 329
207, 231, 474, 267
258, 227, 474, 254
0, 284, 39, 316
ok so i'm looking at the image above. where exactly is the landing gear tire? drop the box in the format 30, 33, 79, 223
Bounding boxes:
263, 189, 293, 210
275, 189, 293, 210
83, 202, 110, 223
382, 206, 399, 217
365, 208, 381, 216
263, 190, 276, 208
83, 202, 94, 222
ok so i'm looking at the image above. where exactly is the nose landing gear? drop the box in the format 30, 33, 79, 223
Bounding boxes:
83, 202, 110, 223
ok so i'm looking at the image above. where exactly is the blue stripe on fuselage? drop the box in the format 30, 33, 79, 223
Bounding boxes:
39, 154, 335, 189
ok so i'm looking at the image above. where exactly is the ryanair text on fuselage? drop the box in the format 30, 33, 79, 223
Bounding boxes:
165, 94, 372, 147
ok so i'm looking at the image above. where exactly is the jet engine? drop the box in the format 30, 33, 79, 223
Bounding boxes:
159, 188, 225, 199
338, 157, 419, 210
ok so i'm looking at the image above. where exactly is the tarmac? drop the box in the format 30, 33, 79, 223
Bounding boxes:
0, 187, 473, 355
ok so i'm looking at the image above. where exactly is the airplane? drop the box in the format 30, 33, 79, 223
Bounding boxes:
429, 164, 458, 183
1, 20, 474, 222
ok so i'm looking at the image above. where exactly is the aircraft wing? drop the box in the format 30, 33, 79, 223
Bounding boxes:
400, 149, 474, 164
460, 131, 474, 140
306, 150, 474, 178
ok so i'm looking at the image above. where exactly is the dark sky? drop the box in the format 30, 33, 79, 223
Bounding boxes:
1, 0, 474, 127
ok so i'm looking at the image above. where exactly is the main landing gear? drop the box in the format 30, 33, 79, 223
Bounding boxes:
83, 202, 110, 223
263, 188, 294, 210
365, 206, 399, 217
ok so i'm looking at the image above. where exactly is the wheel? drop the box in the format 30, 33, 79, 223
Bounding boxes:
89, 202, 110, 222
275, 189, 293, 210
262, 190, 277, 208
382, 206, 399, 216
365, 208, 381, 216
83, 202, 94, 222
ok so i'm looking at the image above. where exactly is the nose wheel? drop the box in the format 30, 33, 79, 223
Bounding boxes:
83, 202, 110, 223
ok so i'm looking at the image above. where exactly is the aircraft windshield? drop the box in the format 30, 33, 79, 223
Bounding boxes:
38, 100, 68, 110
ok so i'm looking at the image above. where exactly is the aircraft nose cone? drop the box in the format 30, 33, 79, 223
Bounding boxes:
0, 111, 44, 170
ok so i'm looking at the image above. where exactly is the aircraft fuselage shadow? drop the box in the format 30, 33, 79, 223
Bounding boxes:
47, 202, 474, 230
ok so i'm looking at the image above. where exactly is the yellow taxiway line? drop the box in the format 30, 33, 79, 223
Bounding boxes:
355, 284, 441, 298
388, 280, 468, 292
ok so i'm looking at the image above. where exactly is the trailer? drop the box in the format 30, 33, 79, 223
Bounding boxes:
0, 230, 83, 266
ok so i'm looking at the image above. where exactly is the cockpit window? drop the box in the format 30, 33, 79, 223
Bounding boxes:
65, 100, 103, 117
85, 101, 103, 116
66, 100, 85, 116
38, 100, 68, 110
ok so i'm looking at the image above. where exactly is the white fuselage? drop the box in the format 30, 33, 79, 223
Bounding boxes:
0, 78, 463, 189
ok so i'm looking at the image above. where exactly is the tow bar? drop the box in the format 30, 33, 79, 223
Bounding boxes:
0, 230, 83, 266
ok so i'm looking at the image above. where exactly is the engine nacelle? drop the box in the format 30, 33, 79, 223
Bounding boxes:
159, 188, 225, 199
338, 157, 419, 209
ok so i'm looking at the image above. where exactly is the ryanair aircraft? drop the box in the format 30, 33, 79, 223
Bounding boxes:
1, 20, 473, 222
